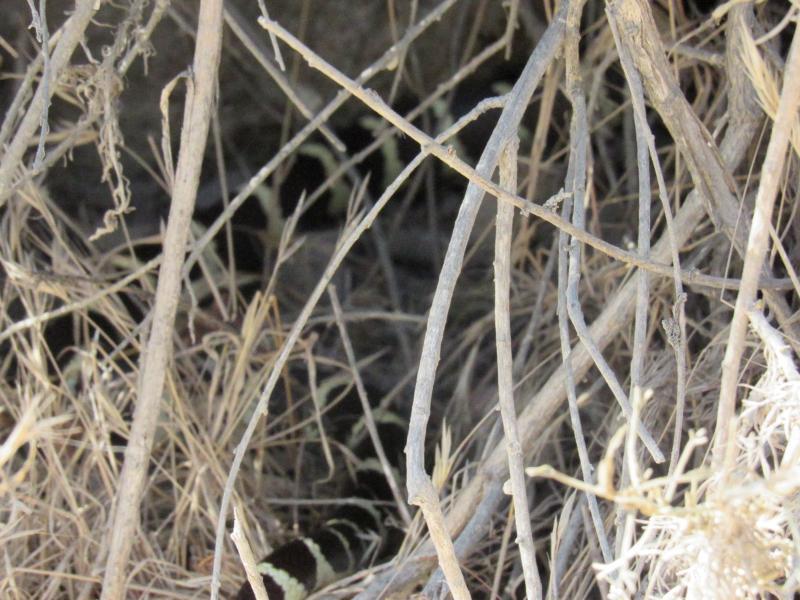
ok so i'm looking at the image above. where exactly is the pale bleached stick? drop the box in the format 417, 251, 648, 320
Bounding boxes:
562, 1, 664, 463
555, 0, 613, 563
608, 0, 800, 356
494, 136, 543, 600
607, 4, 688, 474
0, 0, 98, 205
354, 12, 769, 595
99, 0, 225, 597
6, 1, 170, 189
222, 3, 344, 153
714, 26, 800, 466
184, 0, 463, 278
231, 506, 270, 600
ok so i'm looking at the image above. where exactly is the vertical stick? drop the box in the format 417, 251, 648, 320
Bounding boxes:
714, 29, 800, 467
494, 136, 543, 600
99, 0, 224, 597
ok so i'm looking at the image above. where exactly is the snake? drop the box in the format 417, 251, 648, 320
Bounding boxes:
236, 409, 406, 600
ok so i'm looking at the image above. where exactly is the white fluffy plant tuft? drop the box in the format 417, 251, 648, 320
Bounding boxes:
601, 310, 799, 600
529, 309, 799, 599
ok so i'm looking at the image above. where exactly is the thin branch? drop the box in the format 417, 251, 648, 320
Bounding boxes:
257, 6, 572, 598
563, 27, 664, 462
247, 17, 792, 296
495, 136, 543, 600
99, 0, 225, 597
434, 31, 767, 584
607, 3, 688, 473
0, 0, 98, 205
328, 285, 413, 528
29, 0, 51, 170
608, 0, 800, 353
2, 0, 169, 190
184, 0, 463, 277
556, 0, 613, 563
714, 26, 800, 467
407, 109, 765, 596
231, 507, 270, 600
222, 3, 344, 152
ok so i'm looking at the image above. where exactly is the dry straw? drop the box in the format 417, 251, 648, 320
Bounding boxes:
1, 1, 799, 599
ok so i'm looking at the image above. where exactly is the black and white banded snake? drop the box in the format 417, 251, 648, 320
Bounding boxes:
236, 406, 407, 600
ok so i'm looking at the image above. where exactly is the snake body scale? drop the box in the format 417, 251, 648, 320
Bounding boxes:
236, 410, 406, 600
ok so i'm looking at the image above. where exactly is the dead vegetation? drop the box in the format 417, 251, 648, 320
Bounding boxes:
0, 0, 799, 599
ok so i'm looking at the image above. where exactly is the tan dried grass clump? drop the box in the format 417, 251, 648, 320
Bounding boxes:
529, 310, 799, 600
2, 1, 800, 598
602, 311, 799, 600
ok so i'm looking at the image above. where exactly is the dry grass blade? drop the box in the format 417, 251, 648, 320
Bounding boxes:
1, 1, 798, 599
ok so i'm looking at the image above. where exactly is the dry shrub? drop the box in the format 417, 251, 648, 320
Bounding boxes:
0, 1, 798, 599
